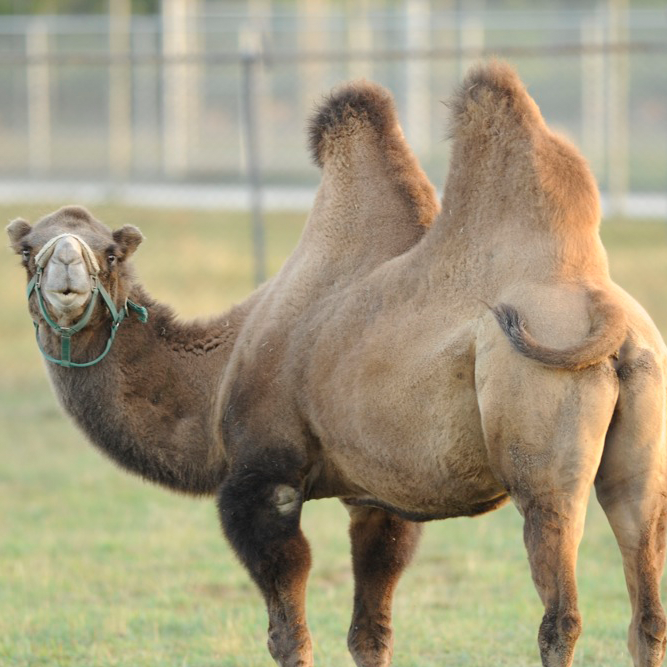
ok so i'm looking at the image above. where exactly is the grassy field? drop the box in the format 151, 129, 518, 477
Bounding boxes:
1, 204, 666, 667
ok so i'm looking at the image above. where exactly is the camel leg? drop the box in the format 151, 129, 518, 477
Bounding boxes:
478, 353, 617, 666
595, 354, 667, 667
517, 493, 590, 667
217, 455, 312, 667
344, 504, 422, 667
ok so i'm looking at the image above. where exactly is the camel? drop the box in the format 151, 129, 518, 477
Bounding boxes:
9, 63, 667, 667
212, 62, 667, 667
7, 82, 438, 667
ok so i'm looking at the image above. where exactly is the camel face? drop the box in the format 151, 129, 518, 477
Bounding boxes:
7, 205, 143, 329
36, 236, 94, 324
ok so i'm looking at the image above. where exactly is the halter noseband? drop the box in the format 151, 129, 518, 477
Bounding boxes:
26, 233, 148, 368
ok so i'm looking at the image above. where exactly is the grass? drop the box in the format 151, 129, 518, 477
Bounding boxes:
1, 204, 666, 666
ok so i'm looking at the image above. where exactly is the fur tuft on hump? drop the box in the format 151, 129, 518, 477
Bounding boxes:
446, 60, 600, 231
308, 80, 396, 168
448, 59, 543, 134
308, 80, 438, 228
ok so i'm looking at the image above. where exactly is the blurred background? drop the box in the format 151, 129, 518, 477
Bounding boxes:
2, 3, 667, 666
0, 1, 666, 271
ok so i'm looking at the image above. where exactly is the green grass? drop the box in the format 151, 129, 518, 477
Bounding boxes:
1, 205, 666, 666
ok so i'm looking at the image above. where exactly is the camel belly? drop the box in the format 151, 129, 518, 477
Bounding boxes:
317, 417, 507, 519
306, 320, 506, 516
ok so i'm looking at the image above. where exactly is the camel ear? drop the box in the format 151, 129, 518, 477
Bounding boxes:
6, 218, 32, 252
112, 224, 144, 259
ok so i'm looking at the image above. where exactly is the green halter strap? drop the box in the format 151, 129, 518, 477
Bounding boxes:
27, 260, 148, 369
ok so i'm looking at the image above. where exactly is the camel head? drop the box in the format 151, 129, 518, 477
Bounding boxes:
7, 205, 146, 366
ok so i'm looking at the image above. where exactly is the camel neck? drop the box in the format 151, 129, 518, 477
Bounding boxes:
42, 286, 257, 495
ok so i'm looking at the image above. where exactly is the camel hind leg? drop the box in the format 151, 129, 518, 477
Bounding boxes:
477, 333, 619, 666
595, 348, 667, 667
493, 425, 606, 667
344, 504, 422, 667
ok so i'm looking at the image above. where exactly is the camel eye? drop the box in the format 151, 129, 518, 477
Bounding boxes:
107, 254, 117, 266
21, 248, 31, 262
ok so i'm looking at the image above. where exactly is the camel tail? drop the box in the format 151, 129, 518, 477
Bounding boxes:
492, 291, 627, 371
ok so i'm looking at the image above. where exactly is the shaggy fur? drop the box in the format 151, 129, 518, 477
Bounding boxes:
309, 79, 438, 230
8, 81, 439, 667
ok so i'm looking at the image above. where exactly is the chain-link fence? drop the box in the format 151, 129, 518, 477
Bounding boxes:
0, 4, 666, 218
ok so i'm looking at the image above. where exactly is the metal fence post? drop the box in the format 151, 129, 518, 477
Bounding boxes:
607, 0, 629, 216
162, 0, 189, 178
26, 19, 51, 177
109, 0, 132, 182
240, 31, 266, 286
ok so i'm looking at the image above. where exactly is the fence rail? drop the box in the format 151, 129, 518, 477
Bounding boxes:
2, 40, 667, 65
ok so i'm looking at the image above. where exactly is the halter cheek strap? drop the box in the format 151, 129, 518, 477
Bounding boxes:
27, 233, 148, 368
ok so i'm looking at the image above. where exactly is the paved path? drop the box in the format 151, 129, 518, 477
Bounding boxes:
0, 181, 665, 219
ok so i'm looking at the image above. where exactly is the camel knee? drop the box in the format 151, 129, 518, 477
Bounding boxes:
641, 610, 667, 643
540, 609, 582, 643
268, 621, 313, 667
559, 611, 583, 642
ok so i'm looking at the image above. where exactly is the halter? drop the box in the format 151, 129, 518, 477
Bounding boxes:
26, 233, 148, 368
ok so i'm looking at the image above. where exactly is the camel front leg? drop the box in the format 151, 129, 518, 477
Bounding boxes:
344, 504, 422, 667
217, 455, 312, 667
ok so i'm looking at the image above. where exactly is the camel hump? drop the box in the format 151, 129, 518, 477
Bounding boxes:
308, 80, 439, 229
308, 80, 398, 168
492, 290, 627, 371
448, 60, 543, 138
447, 60, 600, 230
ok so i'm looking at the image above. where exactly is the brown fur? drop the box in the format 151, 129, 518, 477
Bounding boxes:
215, 61, 665, 667
8, 81, 438, 667
346, 505, 422, 667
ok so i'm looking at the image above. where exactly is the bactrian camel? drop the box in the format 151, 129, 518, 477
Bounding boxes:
9, 63, 667, 667
7, 81, 438, 667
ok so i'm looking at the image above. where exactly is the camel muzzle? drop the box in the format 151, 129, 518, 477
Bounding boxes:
26, 233, 149, 368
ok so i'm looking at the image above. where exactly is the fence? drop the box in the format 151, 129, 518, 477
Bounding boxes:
0, 6, 666, 275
